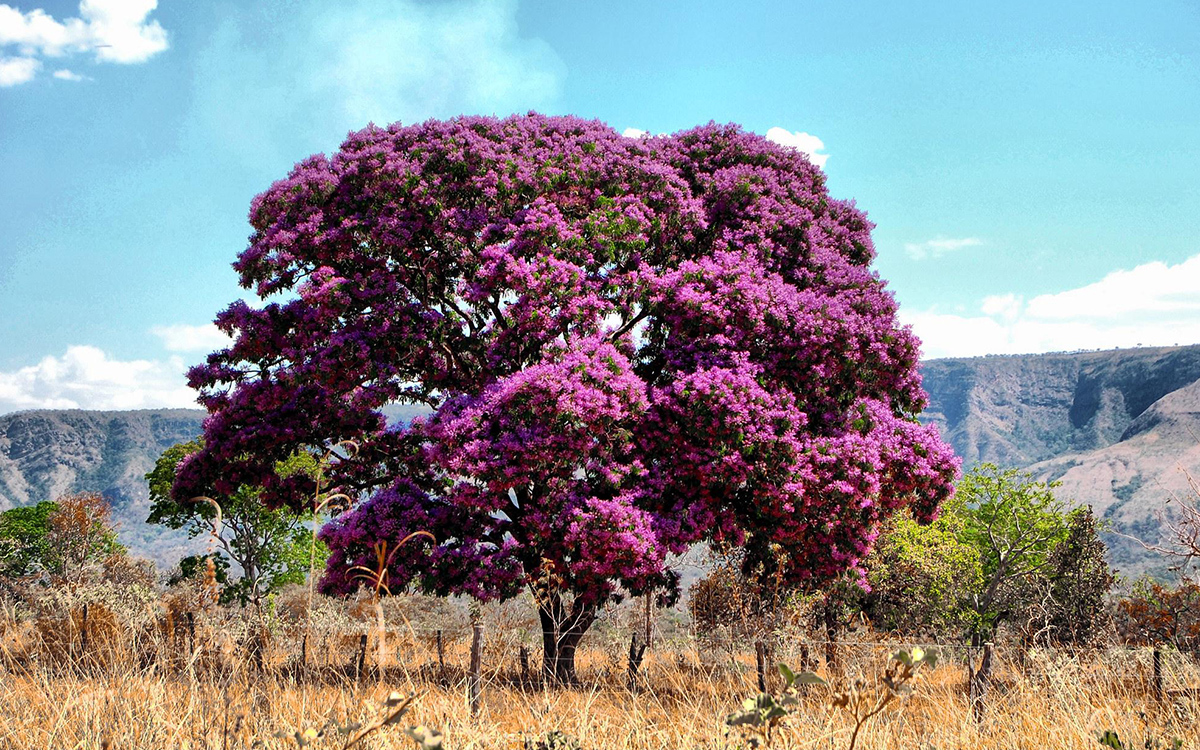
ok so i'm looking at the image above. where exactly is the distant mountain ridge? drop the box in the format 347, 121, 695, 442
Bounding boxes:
0, 408, 208, 565
920, 344, 1200, 576
2, 345, 1199, 575
0, 409, 207, 511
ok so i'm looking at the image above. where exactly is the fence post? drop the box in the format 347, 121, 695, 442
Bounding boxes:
1153, 647, 1163, 704
250, 623, 265, 674
356, 632, 368, 683
79, 604, 89, 666
755, 640, 768, 693
469, 621, 484, 717
627, 632, 648, 689
519, 645, 531, 685
187, 611, 195, 660
969, 642, 994, 723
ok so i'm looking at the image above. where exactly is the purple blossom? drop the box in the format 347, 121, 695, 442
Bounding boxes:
175, 113, 959, 611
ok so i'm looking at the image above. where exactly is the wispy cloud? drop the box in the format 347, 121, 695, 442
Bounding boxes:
903, 237, 983, 261
764, 127, 829, 168
192, 0, 564, 163
0, 0, 167, 86
902, 253, 1200, 358
150, 323, 232, 353
52, 67, 84, 81
0, 346, 196, 414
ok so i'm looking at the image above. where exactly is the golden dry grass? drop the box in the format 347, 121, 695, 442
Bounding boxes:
2, 632, 1198, 750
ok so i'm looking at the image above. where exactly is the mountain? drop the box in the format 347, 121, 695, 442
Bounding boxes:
0, 405, 425, 566
0, 409, 208, 565
920, 344, 1200, 577
3, 345, 1199, 575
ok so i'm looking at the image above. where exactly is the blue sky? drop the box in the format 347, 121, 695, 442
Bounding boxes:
1, 0, 1198, 414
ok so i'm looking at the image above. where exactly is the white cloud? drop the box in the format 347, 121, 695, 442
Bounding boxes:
622, 127, 648, 138
0, 346, 197, 414
0, 0, 167, 86
150, 323, 232, 353
79, 0, 168, 64
0, 53, 37, 85
980, 293, 1022, 322
1025, 255, 1200, 321
902, 253, 1200, 359
52, 68, 84, 81
903, 236, 983, 261
765, 127, 829, 168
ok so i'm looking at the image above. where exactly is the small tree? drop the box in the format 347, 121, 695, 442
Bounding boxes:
47, 492, 125, 582
1024, 506, 1115, 646
955, 464, 1074, 642
147, 440, 325, 607
689, 548, 800, 640
0, 501, 58, 578
1118, 578, 1200, 657
862, 498, 982, 637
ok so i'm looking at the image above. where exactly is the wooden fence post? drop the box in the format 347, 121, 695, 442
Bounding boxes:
755, 640, 768, 693
519, 645, 531, 685
968, 642, 994, 723
1153, 648, 1163, 704
627, 632, 648, 689
469, 621, 484, 717
79, 604, 89, 666
356, 632, 368, 683
187, 611, 195, 660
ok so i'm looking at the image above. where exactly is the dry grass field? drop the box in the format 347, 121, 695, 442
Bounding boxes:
1, 588, 1197, 750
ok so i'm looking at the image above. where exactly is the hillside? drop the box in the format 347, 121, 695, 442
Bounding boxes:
0, 409, 208, 565
2, 346, 1199, 575
921, 344, 1200, 576
0, 405, 424, 565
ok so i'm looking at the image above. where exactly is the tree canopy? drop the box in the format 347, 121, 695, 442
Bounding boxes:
148, 440, 324, 607
174, 114, 958, 680
0, 494, 123, 581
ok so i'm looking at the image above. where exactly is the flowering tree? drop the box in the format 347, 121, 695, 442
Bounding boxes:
176, 114, 958, 681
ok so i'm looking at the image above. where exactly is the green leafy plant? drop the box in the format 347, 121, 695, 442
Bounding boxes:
830, 648, 938, 750
726, 662, 825, 747
524, 730, 584, 750
725, 648, 937, 750
1098, 728, 1183, 750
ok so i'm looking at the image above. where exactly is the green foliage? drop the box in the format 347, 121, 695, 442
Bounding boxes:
524, 731, 583, 750
953, 464, 1077, 639
862, 498, 982, 635
0, 501, 57, 577
1098, 728, 1183, 750
864, 466, 1113, 644
1029, 506, 1115, 645
0, 494, 124, 580
147, 440, 327, 606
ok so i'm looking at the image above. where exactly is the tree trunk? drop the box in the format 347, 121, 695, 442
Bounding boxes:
538, 595, 596, 685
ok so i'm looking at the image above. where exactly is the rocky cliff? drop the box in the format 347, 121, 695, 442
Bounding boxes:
3, 346, 1199, 575
0, 409, 208, 564
921, 344, 1200, 576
